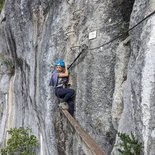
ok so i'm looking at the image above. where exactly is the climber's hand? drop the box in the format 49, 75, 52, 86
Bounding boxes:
58, 64, 69, 77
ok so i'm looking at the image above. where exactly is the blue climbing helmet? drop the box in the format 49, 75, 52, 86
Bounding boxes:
55, 59, 65, 67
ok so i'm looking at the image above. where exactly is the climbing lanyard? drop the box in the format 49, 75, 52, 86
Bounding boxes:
67, 44, 88, 70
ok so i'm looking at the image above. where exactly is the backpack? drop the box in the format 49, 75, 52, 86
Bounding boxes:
49, 70, 58, 87
49, 70, 69, 88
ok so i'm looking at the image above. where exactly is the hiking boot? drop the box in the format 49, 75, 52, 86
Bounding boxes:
59, 102, 68, 110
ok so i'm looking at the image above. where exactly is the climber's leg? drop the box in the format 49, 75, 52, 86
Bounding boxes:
55, 87, 75, 116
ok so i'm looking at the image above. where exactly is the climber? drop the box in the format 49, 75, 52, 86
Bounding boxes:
49, 59, 75, 116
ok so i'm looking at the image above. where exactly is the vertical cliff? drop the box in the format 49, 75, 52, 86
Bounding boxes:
112, 1, 155, 154
0, 0, 155, 155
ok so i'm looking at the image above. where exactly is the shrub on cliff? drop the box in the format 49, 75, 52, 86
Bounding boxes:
117, 132, 143, 155
0, 53, 14, 74
1, 127, 39, 155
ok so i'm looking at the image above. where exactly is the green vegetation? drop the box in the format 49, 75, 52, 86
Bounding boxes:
116, 132, 143, 155
1, 127, 39, 155
0, 0, 4, 13
0, 53, 14, 74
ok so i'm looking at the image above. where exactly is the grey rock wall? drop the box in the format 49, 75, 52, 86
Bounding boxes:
0, 0, 155, 155
112, 0, 155, 154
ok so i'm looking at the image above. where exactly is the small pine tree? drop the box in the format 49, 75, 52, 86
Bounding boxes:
1, 127, 39, 155
117, 132, 143, 155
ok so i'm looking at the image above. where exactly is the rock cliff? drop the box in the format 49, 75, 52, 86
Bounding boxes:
0, 0, 155, 154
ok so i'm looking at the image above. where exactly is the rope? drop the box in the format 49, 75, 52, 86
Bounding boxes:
68, 10, 155, 69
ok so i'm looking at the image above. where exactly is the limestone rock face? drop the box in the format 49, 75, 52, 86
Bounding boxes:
112, 0, 155, 154
0, 0, 155, 154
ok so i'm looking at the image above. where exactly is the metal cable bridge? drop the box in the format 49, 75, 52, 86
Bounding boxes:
60, 109, 107, 155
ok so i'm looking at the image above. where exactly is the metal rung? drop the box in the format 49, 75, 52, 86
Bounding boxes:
65, 31, 76, 36
70, 46, 81, 51
73, 9, 84, 16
